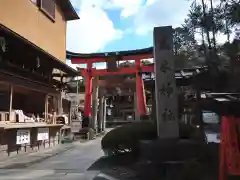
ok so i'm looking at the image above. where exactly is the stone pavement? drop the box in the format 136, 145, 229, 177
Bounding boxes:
0, 142, 77, 169
0, 131, 139, 180
0, 138, 105, 180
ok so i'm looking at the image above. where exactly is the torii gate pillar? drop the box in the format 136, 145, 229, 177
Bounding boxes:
135, 59, 147, 118
83, 62, 93, 119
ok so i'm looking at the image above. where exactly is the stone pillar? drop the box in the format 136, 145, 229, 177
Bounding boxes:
154, 26, 179, 139
99, 96, 105, 132
102, 98, 107, 131
91, 77, 99, 131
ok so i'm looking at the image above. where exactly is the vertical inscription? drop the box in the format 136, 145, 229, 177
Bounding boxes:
154, 26, 179, 139
160, 60, 171, 73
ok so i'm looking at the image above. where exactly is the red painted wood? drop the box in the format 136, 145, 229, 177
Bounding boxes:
72, 57, 105, 64
219, 116, 240, 180
83, 75, 92, 117
78, 61, 151, 118
81, 65, 154, 76
135, 59, 147, 116
71, 54, 153, 64
136, 73, 147, 115
83, 62, 93, 117
219, 116, 228, 180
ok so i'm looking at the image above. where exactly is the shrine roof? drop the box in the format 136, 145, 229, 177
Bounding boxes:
66, 47, 153, 59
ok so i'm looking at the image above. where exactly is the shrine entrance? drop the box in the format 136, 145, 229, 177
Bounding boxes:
66, 26, 179, 138
67, 48, 154, 125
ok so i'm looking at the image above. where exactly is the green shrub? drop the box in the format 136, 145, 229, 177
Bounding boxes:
101, 122, 205, 157
179, 123, 194, 139
101, 122, 157, 156
179, 123, 207, 142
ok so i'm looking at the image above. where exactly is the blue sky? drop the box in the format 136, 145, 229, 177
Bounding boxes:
66, 0, 191, 68
66, 0, 233, 69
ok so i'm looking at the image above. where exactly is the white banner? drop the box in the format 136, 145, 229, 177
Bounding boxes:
16, 129, 30, 145
37, 128, 49, 141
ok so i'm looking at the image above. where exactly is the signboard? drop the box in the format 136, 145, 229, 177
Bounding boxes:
154, 26, 179, 139
71, 121, 82, 133
203, 111, 219, 124
37, 128, 49, 141
16, 129, 30, 144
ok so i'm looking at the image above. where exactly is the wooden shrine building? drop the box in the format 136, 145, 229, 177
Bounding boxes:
0, 0, 79, 156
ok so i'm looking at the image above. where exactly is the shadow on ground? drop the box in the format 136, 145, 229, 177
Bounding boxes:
88, 153, 140, 180
88, 142, 220, 180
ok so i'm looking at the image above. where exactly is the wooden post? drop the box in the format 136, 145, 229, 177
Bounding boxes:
58, 92, 63, 115
9, 84, 13, 121
45, 94, 48, 122
154, 26, 179, 139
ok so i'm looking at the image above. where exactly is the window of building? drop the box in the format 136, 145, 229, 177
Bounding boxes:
39, 0, 56, 21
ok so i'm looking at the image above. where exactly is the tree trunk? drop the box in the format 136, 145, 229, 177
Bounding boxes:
224, 3, 230, 43
201, 28, 208, 59
201, 0, 212, 50
210, 0, 217, 50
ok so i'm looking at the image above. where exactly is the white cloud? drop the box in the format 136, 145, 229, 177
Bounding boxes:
67, 0, 147, 69
132, 0, 191, 35
67, 0, 123, 54
104, 0, 144, 18
67, 0, 193, 55
70, 0, 144, 17
66, 0, 198, 69
194, 29, 236, 45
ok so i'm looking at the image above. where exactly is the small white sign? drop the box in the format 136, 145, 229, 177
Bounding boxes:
37, 128, 49, 141
16, 129, 30, 145
203, 112, 219, 124
71, 121, 81, 133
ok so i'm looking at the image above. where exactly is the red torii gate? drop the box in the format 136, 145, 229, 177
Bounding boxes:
67, 47, 154, 119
